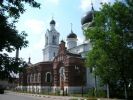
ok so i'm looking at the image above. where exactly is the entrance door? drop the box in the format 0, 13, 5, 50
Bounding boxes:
59, 67, 65, 90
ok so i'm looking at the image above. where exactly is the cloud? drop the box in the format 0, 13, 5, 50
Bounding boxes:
80, 0, 112, 12
80, 0, 93, 12
33, 37, 45, 50
24, 19, 45, 34
101, 0, 111, 3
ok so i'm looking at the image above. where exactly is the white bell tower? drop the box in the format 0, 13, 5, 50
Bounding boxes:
43, 19, 60, 61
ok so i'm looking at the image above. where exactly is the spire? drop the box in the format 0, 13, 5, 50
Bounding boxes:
91, 0, 94, 11
28, 57, 31, 64
91, 0, 95, 20
50, 17, 56, 30
70, 23, 73, 33
52, 13, 54, 19
67, 23, 77, 39
52, 15, 54, 20
50, 15, 56, 25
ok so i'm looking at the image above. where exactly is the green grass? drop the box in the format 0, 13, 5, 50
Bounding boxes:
69, 98, 97, 100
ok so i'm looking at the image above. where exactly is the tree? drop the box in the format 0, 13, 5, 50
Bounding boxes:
85, 1, 133, 99
0, 0, 40, 81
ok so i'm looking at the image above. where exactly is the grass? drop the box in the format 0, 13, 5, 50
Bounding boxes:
69, 98, 97, 100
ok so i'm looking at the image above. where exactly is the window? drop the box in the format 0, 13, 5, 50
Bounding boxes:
52, 36, 56, 44
33, 73, 37, 83
45, 72, 51, 83
59, 67, 65, 81
37, 73, 41, 82
34, 74, 36, 82
30, 74, 32, 83
45, 36, 48, 45
27, 75, 30, 83
53, 52, 56, 57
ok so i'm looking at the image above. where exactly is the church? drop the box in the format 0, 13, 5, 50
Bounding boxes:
18, 7, 98, 94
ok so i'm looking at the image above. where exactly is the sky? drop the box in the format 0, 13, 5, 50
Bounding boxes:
11, 0, 115, 64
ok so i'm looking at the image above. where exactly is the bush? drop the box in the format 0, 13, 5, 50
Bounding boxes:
87, 88, 106, 98
87, 88, 95, 97
96, 89, 106, 97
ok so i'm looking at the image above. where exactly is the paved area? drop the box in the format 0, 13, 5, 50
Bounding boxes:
0, 92, 42, 100
0, 91, 123, 100
0, 91, 82, 100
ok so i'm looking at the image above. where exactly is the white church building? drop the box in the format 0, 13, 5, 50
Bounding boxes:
18, 6, 100, 94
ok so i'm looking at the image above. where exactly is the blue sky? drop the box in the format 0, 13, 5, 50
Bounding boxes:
13, 0, 115, 64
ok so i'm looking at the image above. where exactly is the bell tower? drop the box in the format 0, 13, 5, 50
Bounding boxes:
43, 19, 60, 61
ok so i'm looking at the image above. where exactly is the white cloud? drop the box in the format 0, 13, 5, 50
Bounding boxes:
101, 0, 110, 3
24, 19, 45, 34
80, 0, 92, 12
80, 0, 112, 12
33, 37, 45, 50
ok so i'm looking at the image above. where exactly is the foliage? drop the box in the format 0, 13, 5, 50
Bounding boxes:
87, 88, 95, 97
0, 14, 28, 51
0, 0, 40, 19
0, 53, 27, 81
85, 0, 133, 98
87, 88, 106, 98
0, 0, 40, 81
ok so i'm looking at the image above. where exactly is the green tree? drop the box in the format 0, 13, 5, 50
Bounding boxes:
85, 1, 133, 99
0, 0, 40, 81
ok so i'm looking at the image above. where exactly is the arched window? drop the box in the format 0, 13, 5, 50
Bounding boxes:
34, 74, 36, 82
37, 73, 41, 82
53, 52, 56, 57
30, 74, 33, 83
59, 67, 65, 81
52, 36, 56, 44
27, 75, 30, 83
45, 72, 51, 83
45, 36, 48, 45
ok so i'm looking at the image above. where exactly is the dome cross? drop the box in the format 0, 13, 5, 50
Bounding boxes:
70, 23, 73, 33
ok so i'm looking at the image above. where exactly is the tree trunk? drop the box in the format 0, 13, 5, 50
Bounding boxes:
124, 83, 128, 99
15, 48, 19, 59
94, 75, 97, 97
107, 84, 110, 98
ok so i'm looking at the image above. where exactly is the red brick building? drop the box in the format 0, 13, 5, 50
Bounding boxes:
19, 41, 86, 94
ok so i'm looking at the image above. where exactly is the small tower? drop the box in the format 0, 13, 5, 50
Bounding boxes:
27, 57, 32, 66
67, 23, 77, 49
81, 2, 94, 30
28, 57, 31, 64
43, 19, 60, 61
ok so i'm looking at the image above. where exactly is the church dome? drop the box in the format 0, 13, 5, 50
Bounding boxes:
50, 19, 56, 24
61, 40, 65, 43
67, 32, 77, 39
81, 11, 93, 25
